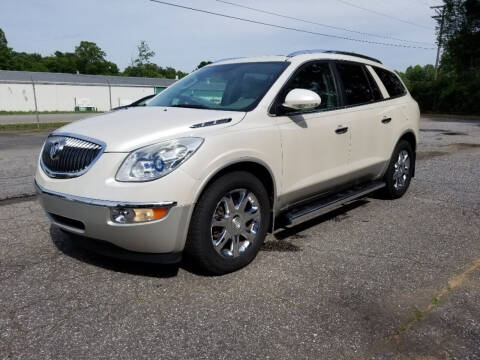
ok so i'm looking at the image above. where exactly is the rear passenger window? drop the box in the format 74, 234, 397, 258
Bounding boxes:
335, 62, 374, 105
373, 67, 407, 98
278, 61, 339, 114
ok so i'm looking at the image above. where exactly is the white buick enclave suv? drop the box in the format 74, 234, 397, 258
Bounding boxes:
35, 50, 419, 274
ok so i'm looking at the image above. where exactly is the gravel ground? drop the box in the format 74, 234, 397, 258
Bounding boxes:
0, 116, 479, 359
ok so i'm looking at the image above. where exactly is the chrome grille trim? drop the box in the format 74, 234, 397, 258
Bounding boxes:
40, 132, 106, 178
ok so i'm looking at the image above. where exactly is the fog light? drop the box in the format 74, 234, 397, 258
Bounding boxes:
111, 208, 136, 224
111, 207, 169, 224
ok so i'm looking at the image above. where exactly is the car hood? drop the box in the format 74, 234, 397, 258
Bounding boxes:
54, 107, 246, 152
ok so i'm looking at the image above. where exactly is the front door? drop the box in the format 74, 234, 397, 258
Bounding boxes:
273, 61, 352, 209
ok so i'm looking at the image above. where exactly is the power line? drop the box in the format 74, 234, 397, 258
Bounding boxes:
334, 0, 432, 30
215, 0, 434, 46
397, 0, 435, 9
149, 0, 435, 50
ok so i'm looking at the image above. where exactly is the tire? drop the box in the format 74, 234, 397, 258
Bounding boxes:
382, 139, 414, 199
184, 171, 271, 275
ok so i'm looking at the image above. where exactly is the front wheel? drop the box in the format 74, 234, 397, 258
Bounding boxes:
185, 171, 271, 275
382, 140, 414, 199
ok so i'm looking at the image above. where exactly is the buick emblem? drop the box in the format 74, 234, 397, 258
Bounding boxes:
49, 140, 64, 161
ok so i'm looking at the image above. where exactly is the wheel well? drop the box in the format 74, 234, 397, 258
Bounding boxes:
399, 131, 417, 152
398, 131, 417, 177
199, 162, 276, 208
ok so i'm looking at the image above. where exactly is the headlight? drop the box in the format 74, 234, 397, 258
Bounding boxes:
116, 137, 204, 182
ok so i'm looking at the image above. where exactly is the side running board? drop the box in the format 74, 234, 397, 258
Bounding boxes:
281, 181, 386, 227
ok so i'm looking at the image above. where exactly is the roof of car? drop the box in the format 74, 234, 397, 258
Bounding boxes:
212, 51, 389, 70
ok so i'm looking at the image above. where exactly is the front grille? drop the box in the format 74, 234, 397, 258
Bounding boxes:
41, 134, 105, 178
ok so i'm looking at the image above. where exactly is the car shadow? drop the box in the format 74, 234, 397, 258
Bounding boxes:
273, 199, 369, 241
50, 226, 182, 278
50, 198, 371, 277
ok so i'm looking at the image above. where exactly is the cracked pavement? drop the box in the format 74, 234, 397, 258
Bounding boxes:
1, 116, 480, 359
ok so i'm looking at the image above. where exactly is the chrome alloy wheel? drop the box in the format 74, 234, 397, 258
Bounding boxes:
211, 188, 261, 258
393, 150, 411, 190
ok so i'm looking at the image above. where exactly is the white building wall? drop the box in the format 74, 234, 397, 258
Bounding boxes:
0, 83, 36, 111
0, 83, 156, 112
35, 84, 111, 111
110, 87, 155, 108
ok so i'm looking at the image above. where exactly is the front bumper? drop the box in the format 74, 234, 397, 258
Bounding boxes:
35, 181, 192, 255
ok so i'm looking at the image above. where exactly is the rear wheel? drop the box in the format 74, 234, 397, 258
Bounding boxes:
383, 140, 414, 199
185, 171, 270, 275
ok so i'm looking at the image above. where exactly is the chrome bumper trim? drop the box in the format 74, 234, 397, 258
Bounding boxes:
34, 180, 177, 209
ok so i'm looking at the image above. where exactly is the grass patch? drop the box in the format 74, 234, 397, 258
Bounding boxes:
432, 297, 441, 306
0, 122, 69, 132
414, 310, 424, 321
0, 110, 103, 115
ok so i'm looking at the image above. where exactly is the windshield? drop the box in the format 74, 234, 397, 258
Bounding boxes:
148, 62, 289, 112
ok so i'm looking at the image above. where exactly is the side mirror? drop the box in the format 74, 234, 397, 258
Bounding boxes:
282, 89, 321, 111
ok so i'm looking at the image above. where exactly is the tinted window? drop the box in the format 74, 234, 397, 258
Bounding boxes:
148, 62, 289, 112
373, 67, 407, 98
277, 62, 339, 114
335, 62, 374, 105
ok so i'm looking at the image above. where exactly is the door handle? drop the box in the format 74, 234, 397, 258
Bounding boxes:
335, 126, 348, 134
381, 117, 392, 124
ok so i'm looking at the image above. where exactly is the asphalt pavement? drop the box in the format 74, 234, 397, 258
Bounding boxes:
1, 116, 479, 359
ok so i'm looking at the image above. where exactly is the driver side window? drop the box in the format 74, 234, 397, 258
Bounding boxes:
277, 61, 339, 115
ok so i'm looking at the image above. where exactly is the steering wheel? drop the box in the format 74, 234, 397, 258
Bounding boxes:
177, 95, 206, 106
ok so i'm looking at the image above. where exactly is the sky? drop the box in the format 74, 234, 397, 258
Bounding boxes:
0, 0, 443, 73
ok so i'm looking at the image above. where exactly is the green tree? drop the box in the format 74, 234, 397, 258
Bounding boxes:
126, 41, 150, 76
74, 41, 119, 75
398, 65, 437, 112
123, 41, 185, 79
134, 40, 155, 66
176, 70, 188, 79
163, 66, 177, 79
124, 63, 164, 77
0, 28, 14, 70
436, 0, 480, 114
1, 30, 188, 80
196, 61, 212, 70
124, 41, 163, 77
401, 0, 480, 114
0, 30, 48, 72
42, 51, 78, 73
10, 52, 49, 72
0, 28, 7, 48
439, 0, 480, 73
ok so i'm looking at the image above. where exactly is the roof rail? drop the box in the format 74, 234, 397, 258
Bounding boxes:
286, 49, 327, 57
286, 49, 382, 64
323, 50, 382, 64
212, 57, 245, 64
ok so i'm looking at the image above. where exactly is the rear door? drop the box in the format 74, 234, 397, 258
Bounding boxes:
369, 65, 410, 157
333, 61, 390, 182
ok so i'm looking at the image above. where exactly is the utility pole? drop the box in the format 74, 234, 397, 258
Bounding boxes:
431, 5, 446, 81
30, 75, 40, 129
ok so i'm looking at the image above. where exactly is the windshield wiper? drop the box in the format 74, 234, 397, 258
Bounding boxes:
170, 104, 209, 109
